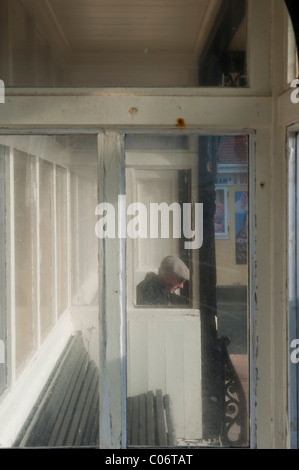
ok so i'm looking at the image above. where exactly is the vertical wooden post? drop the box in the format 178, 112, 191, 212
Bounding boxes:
0, 0, 13, 85
98, 131, 126, 449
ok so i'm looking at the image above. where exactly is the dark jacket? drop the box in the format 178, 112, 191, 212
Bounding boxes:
136, 272, 189, 306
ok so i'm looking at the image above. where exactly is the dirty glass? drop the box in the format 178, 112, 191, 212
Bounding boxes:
125, 133, 249, 447
0, 0, 248, 88
39, 159, 55, 338
0, 134, 99, 448
14, 150, 36, 370
56, 165, 68, 315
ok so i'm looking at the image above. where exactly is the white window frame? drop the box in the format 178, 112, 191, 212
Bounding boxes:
287, 129, 299, 449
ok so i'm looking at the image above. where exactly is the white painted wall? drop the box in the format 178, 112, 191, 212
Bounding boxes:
127, 309, 202, 441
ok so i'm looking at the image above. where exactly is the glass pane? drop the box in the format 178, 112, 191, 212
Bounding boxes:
39, 159, 55, 337
14, 150, 36, 370
1, 0, 248, 88
132, 169, 191, 307
56, 165, 68, 315
125, 134, 249, 448
70, 141, 99, 306
0, 134, 99, 448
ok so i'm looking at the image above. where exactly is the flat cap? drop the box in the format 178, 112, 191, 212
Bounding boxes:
159, 255, 190, 281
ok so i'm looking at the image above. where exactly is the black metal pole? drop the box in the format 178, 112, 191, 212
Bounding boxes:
198, 136, 221, 440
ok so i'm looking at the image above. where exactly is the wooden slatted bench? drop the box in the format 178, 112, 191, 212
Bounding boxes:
14, 333, 176, 448
14, 333, 100, 448
127, 390, 176, 447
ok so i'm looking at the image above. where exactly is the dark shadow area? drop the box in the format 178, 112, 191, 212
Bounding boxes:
217, 286, 247, 355
285, 0, 299, 64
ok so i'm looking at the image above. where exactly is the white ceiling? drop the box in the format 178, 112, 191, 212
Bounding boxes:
18, 0, 246, 86
21, 0, 222, 59
50, 0, 221, 54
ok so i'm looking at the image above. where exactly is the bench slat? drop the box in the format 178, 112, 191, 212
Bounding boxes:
48, 352, 89, 446
126, 396, 133, 446
64, 359, 98, 446
155, 389, 167, 447
74, 362, 99, 446
164, 394, 176, 446
139, 394, 146, 445
131, 395, 139, 445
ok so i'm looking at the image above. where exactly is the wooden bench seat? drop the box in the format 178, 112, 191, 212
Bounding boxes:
14, 333, 176, 448
14, 333, 99, 448
127, 390, 176, 447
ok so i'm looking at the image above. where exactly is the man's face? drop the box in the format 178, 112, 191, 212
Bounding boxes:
163, 273, 185, 294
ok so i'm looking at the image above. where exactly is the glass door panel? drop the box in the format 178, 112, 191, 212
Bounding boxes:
125, 133, 249, 448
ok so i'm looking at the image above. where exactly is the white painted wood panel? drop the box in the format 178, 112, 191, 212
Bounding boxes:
165, 320, 185, 438
183, 321, 202, 438
127, 319, 148, 397
127, 310, 202, 440
147, 320, 167, 393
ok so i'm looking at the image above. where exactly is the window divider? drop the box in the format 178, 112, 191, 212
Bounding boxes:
53, 163, 58, 325
35, 156, 41, 348
66, 168, 71, 310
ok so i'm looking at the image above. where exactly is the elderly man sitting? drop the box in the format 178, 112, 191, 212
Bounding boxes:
136, 255, 189, 306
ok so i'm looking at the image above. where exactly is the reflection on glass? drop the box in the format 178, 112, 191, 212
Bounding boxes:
126, 134, 249, 448
133, 169, 192, 307
136, 255, 190, 306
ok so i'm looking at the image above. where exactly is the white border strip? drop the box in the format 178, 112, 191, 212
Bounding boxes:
248, 132, 257, 449
287, 131, 298, 449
